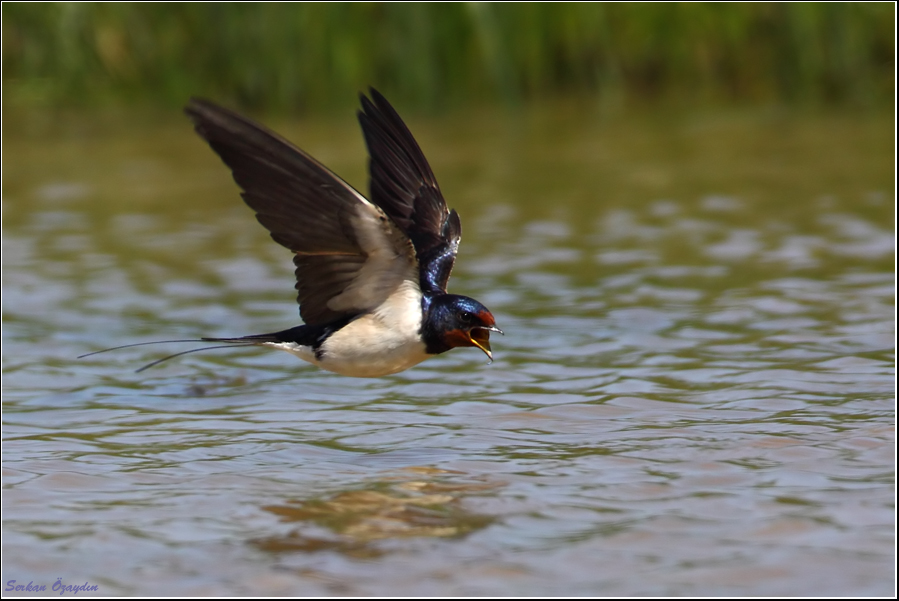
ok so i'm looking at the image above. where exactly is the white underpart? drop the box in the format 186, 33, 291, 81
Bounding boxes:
265, 199, 430, 378
265, 280, 428, 377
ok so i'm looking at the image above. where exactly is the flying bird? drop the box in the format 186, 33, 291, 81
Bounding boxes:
81, 89, 501, 377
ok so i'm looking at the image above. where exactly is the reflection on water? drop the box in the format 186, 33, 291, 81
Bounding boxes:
2, 102, 894, 595
255, 467, 498, 558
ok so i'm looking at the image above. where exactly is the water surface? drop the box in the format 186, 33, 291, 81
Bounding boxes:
2, 102, 894, 595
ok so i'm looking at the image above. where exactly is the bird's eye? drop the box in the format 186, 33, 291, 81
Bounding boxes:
460, 311, 473, 322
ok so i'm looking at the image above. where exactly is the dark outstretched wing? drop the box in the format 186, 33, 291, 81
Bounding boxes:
357, 89, 461, 294
185, 98, 416, 326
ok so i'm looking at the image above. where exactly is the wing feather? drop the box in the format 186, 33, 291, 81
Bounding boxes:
358, 89, 462, 293
185, 98, 417, 326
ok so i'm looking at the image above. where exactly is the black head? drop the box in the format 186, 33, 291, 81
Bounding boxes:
422, 294, 503, 360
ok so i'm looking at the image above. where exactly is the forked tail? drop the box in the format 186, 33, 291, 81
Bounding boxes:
77, 338, 262, 373
77, 324, 322, 373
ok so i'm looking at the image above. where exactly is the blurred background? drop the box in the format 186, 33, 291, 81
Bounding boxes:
3, 2, 894, 112
3, 4, 895, 596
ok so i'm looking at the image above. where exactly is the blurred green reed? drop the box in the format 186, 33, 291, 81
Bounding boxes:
2, 3, 894, 112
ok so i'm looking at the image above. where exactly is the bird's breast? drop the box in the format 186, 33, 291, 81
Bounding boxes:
314, 280, 429, 377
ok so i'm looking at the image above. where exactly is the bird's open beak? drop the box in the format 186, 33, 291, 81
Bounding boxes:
469, 325, 504, 363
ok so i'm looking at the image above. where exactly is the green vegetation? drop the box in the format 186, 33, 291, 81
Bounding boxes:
3, 3, 894, 112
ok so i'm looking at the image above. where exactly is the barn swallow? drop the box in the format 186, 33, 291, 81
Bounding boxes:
81, 89, 501, 377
